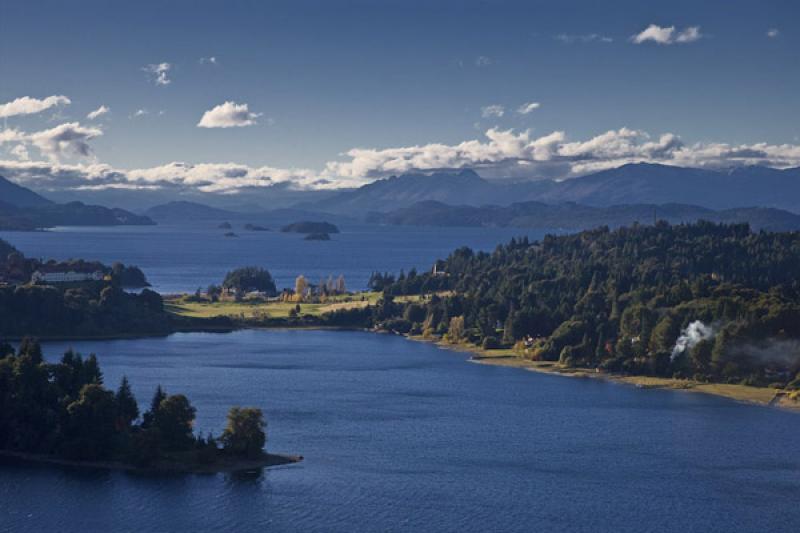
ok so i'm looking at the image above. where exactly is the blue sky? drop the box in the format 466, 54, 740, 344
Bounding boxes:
0, 0, 798, 196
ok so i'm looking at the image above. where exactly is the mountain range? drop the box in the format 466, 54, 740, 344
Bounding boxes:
6, 162, 800, 232
366, 201, 800, 232
303, 164, 800, 214
0, 176, 154, 230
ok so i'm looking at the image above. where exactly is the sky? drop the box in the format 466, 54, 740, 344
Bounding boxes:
0, 0, 799, 198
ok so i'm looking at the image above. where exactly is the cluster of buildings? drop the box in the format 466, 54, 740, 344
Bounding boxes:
30, 269, 106, 285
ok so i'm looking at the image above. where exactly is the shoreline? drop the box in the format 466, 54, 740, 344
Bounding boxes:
13, 319, 799, 413
0, 449, 303, 474
410, 335, 800, 412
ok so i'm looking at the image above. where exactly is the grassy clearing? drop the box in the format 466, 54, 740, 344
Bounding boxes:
165, 291, 423, 319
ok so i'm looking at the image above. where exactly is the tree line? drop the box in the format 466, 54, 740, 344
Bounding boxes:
335, 222, 800, 388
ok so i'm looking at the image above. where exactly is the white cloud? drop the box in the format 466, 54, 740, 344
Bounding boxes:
324, 127, 800, 181
28, 122, 103, 160
632, 24, 702, 45
2, 126, 800, 195
199, 56, 218, 65
517, 102, 541, 115
197, 101, 262, 128
10, 144, 30, 161
143, 62, 172, 85
87, 105, 110, 120
767, 28, 780, 38
131, 109, 149, 118
0, 122, 101, 162
675, 26, 702, 43
475, 56, 492, 67
556, 33, 613, 44
0, 95, 71, 119
0, 128, 24, 144
481, 105, 505, 118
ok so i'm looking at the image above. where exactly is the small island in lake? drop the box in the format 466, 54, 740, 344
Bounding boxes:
244, 223, 270, 231
281, 221, 340, 234
304, 232, 331, 241
0, 339, 300, 473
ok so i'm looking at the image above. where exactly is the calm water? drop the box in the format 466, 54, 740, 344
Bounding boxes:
1, 330, 799, 532
0, 224, 546, 293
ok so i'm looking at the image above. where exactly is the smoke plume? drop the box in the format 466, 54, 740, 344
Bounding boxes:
671, 320, 716, 362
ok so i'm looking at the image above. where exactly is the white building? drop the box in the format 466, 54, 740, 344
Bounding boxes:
31, 270, 105, 284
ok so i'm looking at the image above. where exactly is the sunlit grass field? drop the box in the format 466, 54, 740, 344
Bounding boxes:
165, 292, 424, 319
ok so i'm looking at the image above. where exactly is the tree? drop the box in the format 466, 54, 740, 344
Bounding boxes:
295, 275, 308, 301
153, 394, 196, 451
142, 385, 167, 428
336, 275, 346, 294
63, 384, 118, 459
18, 337, 43, 364
447, 316, 466, 344
115, 376, 139, 429
221, 407, 267, 458
222, 267, 277, 296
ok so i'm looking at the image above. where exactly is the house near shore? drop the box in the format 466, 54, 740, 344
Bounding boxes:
31, 270, 105, 284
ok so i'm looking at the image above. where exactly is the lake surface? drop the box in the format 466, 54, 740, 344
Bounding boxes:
0, 224, 547, 293
2, 329, 799, 532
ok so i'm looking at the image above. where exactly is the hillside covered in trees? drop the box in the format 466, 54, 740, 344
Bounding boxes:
351, 222, 800, 389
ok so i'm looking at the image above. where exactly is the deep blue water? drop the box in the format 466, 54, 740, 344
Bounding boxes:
0, 224, 546, 294
2, 330, 799, 532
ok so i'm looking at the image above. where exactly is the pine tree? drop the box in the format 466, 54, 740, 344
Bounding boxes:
115, 376, 139, 429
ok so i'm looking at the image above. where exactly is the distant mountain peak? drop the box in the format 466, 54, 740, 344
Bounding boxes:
0, 175, 53, 208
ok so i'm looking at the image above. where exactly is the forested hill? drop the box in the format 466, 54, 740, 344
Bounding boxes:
367, 201, 800, 232
369, 222, 800, 387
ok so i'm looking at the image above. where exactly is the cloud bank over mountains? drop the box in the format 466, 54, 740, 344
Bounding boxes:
2, 121, 800, 195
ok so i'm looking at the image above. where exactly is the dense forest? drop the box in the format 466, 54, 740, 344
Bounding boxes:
351, 222, 800, 388
0, 339, 269, 467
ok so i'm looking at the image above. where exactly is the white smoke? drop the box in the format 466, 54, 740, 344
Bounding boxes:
671, 320, 716, 362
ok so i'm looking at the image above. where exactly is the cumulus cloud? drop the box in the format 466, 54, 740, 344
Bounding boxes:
632, 24, 702, 45
1, 122, 101, 162
143, 62, 172, 85
475, 56, 492, 67
556, 33, 613, 44
517, 102, 541, 115
481, 105, 505, 119
28, 122, 103, 160
767, 28, 780, 38
0, 95, 71, 119
197, 101, 262, 128
199, 56, 218, 65
131, 109, 149, 118
87, 105, 110, 120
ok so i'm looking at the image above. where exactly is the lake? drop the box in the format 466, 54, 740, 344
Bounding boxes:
0, 224, 547, 294
2, 329, 799, 532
